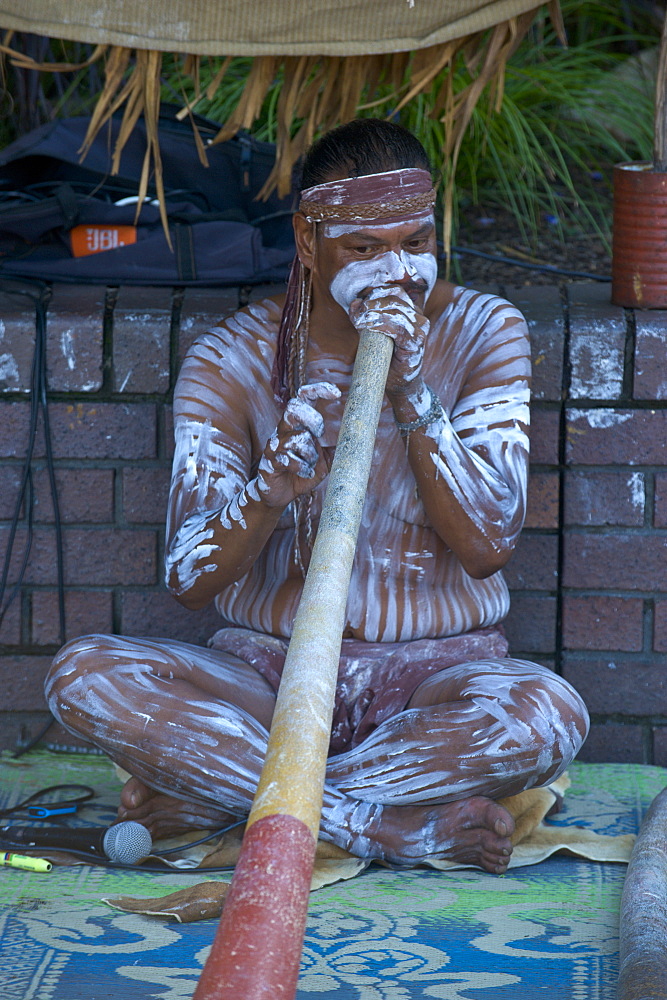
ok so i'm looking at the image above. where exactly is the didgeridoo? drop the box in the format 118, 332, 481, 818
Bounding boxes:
617, 784, 667, 1000
193, 326, 394, 1000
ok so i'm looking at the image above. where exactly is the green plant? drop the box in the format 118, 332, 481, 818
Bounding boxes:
160, 3, 656, 248
426, 35, 654, 246
1, 1, 659, 249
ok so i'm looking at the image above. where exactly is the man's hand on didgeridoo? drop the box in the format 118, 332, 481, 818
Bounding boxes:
257, 381, 340, 509
348, 284, 430, 397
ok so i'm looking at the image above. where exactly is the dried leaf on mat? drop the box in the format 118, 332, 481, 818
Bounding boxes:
105, 880, 230, 922
104, 841, 366, 920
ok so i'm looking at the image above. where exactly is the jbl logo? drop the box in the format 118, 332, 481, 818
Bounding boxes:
70, 225, 137, 258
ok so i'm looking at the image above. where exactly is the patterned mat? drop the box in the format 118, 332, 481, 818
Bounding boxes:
0, 751, 663, 1000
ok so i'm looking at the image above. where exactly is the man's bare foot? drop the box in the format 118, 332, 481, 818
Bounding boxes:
326, 795, 515, 874
117, 776, 240, 839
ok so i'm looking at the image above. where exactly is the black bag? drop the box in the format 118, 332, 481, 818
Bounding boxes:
0, 106, 296, 286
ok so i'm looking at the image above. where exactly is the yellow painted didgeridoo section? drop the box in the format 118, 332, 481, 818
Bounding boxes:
248, 325, 394, 837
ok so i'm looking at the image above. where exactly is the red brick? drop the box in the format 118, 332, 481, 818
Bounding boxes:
564, 470, 645, 527
120, 590, 222, 645
0, 598, 21, 645
503, 594, 557, 653
655, 600, 667, 652
113, 287, 172, 393
497, 285, 566, 403
577, 722, 645, 764
0, 465, 23, 518
563, 533, 667, 590
652, 726, 667, 767
0, 285, 105, 393
562, 595, 644, 651
568, 323, 625, 400
50, 402, 157, 459
46, 285, 105, 392
0, 526, 157, 586
655, 473, 667, 528
634, 312, 667, 400
1, 467, 114, 527
122, 467, 170, 524
0, 711, 54, 752
32, 468, 114, 523
247, 283, 286, 305
566, 408, 667, 465
525, 472, 559, 529
0, 655, 54, 710
178, 287, 240, 365
0, 402, 157, 461
529, 408, 560, 465
31, 589, 114, 645
0, 401, 34, 458
0, 292, 35, 392
163, 404, 175, 459
504, 533, 559, 590
562, 654, 667, 714
569, 283, 626, 333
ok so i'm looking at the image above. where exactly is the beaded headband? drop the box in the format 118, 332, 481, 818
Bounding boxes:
299, 168, 436, 224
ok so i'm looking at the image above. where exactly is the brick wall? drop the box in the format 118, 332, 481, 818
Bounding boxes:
0, 279, 665, 763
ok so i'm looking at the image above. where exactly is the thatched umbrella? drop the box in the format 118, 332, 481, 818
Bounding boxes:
0, 1, 565, 255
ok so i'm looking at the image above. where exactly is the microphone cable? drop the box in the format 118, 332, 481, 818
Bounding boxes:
0, 278, 66, 758
0, 780, 245, 872
0, 820, 244, 872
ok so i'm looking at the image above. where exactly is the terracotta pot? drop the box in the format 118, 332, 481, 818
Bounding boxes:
612, 162, 667, 309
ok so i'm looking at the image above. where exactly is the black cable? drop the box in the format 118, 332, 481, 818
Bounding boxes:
448, 244, 611, 282
12, 718, 56, 759
36, 294, 66, 644
153, 818, 246, 856
0, 284, 43, 631
0, 814, 245, 873
0, 278, 65, 757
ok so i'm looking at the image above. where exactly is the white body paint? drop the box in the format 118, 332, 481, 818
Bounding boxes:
322, 212, 434, 239
162, 287, 530, 642
329, 249, 438, 312
45, 282, 590, 869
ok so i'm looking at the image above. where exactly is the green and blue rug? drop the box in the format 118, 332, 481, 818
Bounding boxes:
0, 751, 661, 1000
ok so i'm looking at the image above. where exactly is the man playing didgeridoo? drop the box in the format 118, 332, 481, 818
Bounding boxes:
47, 119, 589, 875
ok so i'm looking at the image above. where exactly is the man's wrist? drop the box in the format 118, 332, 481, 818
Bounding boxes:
388, 378, 430, 423
393, 383, 444, 437
240, 476, 289, 518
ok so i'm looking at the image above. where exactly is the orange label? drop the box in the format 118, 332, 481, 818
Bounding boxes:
70, 225, 137, 258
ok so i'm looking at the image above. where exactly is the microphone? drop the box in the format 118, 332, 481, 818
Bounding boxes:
0, 821, 153, 864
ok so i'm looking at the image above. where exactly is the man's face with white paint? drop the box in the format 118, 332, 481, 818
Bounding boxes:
313, 213, 439, 316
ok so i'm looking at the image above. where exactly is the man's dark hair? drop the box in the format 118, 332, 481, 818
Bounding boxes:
301, 118, 432, 189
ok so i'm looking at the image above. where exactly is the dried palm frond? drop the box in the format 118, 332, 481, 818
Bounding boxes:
0, 2, 564, 257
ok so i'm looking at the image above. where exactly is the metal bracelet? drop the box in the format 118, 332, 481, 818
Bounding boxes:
394, 385, 444, 435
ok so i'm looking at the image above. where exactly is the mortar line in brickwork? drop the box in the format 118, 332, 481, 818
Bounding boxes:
111, 582, 123, 636
20, 587, 30, 647
554, 283, 572, 678
169, 287, 186, 395
645, 472, 656, 529
643, 597, 655, 656
101, 287, 118, 393
642, 724, 653, 765
622, 308, 636, 401
588, 709, 667, 725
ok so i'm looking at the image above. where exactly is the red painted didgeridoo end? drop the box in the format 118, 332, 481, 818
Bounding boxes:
193, 812, 317, 1000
